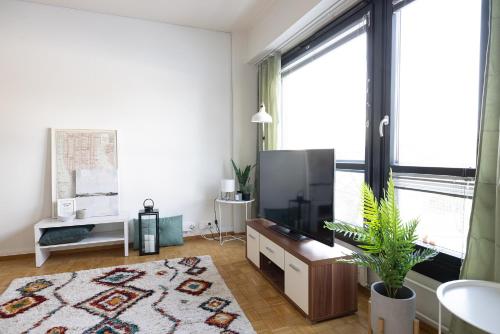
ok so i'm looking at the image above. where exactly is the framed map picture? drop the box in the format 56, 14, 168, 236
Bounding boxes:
51, 129, 118, 217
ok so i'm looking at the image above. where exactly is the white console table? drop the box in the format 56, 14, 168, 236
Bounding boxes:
34, 215, 129, 267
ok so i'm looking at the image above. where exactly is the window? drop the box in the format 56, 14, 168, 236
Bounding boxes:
280, 0, 484, 281
335, 170, 364, 226
280, 15, 369, 227
391, 0, 482, 258
281, 21, 367, 161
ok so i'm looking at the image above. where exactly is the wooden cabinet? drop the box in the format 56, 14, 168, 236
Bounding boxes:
246, 226, 260, 267
245, 218, 358, 322
285, 251, 309, 314
260, 234, 285, 269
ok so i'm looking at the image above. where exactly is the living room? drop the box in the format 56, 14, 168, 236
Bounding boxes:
0, 0, 497, 333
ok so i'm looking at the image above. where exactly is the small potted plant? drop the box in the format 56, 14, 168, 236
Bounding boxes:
231, 159, 255, 201
324, 171, 437, 334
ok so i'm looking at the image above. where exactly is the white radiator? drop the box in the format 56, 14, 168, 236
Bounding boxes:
358, 266, 369, 287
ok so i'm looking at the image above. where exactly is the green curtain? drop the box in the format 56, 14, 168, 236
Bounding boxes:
255, 54, 281, 214
450, 1, 499, 333
258, 54, 281, 151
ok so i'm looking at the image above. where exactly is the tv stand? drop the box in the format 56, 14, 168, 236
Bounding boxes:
269, 224, 307, 241
246, 218, 358, 322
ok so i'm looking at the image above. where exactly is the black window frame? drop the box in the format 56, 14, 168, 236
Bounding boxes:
280, 0, 488, 283
281, 0, 371, 191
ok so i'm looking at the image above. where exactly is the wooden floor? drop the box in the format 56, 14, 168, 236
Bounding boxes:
0, 238, 433, 334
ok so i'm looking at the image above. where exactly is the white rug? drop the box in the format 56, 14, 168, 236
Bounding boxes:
0, 255, 255, 334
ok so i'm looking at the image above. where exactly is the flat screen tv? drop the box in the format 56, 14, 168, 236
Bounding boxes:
259, 149, 335, 247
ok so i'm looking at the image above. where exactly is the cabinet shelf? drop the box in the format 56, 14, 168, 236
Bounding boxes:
260, 253, 285, 292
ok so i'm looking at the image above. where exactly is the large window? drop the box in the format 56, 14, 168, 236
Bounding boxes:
280, 16, 368, 227
391, 0, 481, 258
280, 0, 484, 280
281, 22, 367, 160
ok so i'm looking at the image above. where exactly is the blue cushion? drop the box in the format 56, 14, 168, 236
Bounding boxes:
133, 215, 183, 249
39, 225, 95, 246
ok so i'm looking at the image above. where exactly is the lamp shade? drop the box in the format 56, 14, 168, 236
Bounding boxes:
220, 179, 235, 193
251, 104, 272, 123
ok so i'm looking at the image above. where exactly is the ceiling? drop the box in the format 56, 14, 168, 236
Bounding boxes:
21, 0, 275, 32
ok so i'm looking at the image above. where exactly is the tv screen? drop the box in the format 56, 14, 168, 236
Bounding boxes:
259, 149, 335, 246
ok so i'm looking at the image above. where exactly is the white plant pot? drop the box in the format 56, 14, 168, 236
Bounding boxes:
371, 281, 416, 334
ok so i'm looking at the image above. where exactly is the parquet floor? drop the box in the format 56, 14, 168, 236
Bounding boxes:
0, 238, 433, 334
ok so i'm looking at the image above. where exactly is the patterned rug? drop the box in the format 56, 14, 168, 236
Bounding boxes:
0, 255, 255, 334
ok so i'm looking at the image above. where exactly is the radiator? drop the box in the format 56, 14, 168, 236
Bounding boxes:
358, 266, 369, 287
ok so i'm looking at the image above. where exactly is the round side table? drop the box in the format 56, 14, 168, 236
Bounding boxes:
215, 198, 254, 246
437, 279, 500, 334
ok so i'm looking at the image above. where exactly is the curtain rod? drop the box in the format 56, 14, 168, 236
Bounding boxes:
253, 0, 358, 66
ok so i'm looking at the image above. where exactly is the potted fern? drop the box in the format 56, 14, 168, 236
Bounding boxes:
324, 171, 437, 334
231, 159, 255, 201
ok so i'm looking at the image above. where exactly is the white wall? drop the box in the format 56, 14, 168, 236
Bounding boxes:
230, 30, 258, 232
0, 0, 232, 255
245, 0, 321, 62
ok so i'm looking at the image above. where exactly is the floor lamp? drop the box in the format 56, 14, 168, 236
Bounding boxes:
251, 104, 272, 149
251, 103, 272, 216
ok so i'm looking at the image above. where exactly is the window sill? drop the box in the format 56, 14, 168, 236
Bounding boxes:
335, 233, 462, 283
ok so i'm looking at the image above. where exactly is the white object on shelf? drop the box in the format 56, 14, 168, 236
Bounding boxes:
34, 214, 129, 267
215, 198, 254, 245
57, 198, 76, 217
220, 179, 235, 192
220, 179, 235, 200
437, 279, 500, 334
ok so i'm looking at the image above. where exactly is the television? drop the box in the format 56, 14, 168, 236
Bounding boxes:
259, 149, 335, 247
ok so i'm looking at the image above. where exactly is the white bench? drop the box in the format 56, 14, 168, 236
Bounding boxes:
34, 215, 129, 267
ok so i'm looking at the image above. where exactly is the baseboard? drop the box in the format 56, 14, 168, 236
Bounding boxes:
420, 321, 438, 334
0, 233, 245, 260
0, 248, 34, 258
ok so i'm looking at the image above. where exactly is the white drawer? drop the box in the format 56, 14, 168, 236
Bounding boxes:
246, 226, 260, 267
285, 251, 309, 314
259, 235, 284, 269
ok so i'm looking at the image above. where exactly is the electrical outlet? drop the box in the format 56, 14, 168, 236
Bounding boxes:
197, 221, 211, 230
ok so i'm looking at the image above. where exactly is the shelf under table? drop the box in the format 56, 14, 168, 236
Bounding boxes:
34, 215, 129, 267
37, 230, 125, 249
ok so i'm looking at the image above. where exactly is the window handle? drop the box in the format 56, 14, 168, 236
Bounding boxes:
379, 115, 389, 138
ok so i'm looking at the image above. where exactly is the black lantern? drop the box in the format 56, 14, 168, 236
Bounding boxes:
138, 199, 159, 256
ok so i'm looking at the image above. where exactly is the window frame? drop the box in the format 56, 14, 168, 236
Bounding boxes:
281, 1, 371, 183
384, 0, 486, 280
280, 0, 488, 282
